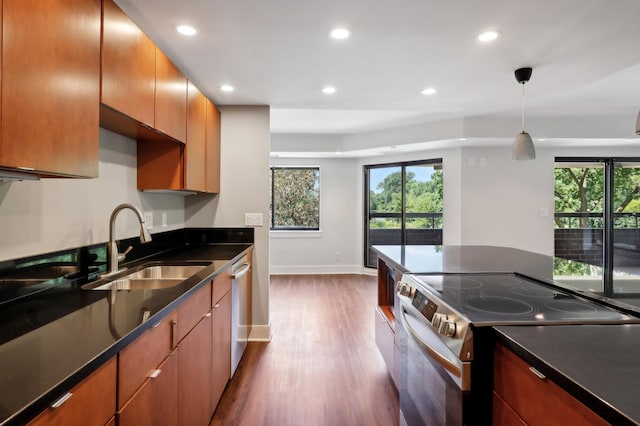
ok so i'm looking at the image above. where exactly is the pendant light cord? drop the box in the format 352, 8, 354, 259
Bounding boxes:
521, 82, 526, 132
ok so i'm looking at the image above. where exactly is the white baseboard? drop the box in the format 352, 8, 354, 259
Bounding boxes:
270, 264, 365, 275
248, 324, 272, 342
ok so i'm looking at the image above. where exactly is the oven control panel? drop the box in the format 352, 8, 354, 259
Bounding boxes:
397, 275, 473, 360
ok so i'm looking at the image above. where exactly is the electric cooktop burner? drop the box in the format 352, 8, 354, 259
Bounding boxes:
465, 296, 534, 315
409, 273, 639, 325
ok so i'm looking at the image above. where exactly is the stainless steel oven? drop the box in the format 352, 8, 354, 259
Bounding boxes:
396, 272, 640, 426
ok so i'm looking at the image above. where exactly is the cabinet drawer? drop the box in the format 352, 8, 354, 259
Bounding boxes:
493, 343, 608, 426
212, 267, 232, 305
374, 307, 396, 385
118, 351, 178, 426
118, 311, 176, 408
28, 357, 116, 426
493, 392, 526, 426
177, 282, 212, 343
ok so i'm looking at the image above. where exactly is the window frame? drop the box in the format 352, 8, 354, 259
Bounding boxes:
269, 166, 321, 231
363, 158, 443, 268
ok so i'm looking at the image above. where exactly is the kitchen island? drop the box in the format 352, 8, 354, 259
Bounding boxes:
0, 228, 252, 426
374, 244, 640, 425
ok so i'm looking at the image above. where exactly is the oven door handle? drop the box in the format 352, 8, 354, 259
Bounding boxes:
401, 306, 461, 378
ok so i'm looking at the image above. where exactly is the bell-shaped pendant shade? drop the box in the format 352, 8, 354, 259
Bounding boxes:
513, 131, 535, 160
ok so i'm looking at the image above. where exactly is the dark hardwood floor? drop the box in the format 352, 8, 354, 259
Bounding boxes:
211, 274, 399, 426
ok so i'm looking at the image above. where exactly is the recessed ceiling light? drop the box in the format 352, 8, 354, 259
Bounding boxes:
421, 87, 437, 95
478, 31, 499, 42
537, 138, 547, 141
322, 86, 336, 94
220, 84, 234, 92
335, 151, 342, 155
459, 138, 467, 141
176, 25, 197, 36
330, 28, 350, 39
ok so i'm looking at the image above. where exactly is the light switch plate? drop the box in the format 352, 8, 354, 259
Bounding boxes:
244, 213, 264, 227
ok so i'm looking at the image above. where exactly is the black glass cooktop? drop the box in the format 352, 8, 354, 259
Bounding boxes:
411, 273, 640, 325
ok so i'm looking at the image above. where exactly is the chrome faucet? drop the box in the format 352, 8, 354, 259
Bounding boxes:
102, 203, 152, 277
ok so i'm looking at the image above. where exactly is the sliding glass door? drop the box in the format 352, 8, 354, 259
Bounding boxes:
612, 162, 640, 294
364, 160, 443, 268
554, 158, 640, 297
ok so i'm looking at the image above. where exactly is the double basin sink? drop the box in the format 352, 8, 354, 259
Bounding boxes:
81, 262, 210, 291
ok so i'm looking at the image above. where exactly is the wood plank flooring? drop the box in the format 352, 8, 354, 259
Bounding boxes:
211, 274, 399, 426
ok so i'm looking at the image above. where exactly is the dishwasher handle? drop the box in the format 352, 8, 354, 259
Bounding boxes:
232, 263, 251, 279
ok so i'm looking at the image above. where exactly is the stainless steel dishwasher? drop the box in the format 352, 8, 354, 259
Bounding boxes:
231, 255, 251, 376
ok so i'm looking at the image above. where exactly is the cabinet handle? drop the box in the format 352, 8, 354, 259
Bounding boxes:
50, 392, 73, 408
213, 303, 220, 309
205, 312, 212, 318
170, 320, 177, 348
149, 369, 162, 379
529, 366, 546, 380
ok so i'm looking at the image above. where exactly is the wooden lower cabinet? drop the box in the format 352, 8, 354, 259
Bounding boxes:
27, 357, 116, 426
211, 290, 232, 412
118, 351, 178, 426
493, 343, 608, 426
178, 313, 213, 426
117, 311, 176, 408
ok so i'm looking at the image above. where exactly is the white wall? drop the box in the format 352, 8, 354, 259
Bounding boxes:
186, 106, 272, 341
269, 157, 360, 274
458, 146, 555, 254
271, 141, 640, 273
0, 128, 185, 262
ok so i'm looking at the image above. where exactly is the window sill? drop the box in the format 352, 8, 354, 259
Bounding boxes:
270, 230, 323, 239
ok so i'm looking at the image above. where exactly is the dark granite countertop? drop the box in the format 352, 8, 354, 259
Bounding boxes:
495, 325, 640, 425
0, 237, 252, 425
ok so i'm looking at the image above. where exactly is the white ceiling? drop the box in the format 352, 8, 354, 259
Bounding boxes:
115, 0, 640, 150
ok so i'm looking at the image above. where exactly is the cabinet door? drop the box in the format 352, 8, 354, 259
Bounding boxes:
178, 314, 212, 426
100, 0, 155, 126
185, 81, 207, 191
155, 48, 187, 142
28, 358, 116, 426
118, 351, 178, 426
2, 0, 100, 177
211, 291, 231, 411
177, 282, 211, 343
493, 343, 608, 426
205, 99, 221, 193
118, 311, 176, 408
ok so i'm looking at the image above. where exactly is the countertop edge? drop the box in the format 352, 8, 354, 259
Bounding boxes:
3, 244, 252, 426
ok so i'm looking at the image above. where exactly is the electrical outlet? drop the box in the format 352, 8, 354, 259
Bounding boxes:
162, 212, 168, 227
335, 251, 342, 262
144, 212, 153, 230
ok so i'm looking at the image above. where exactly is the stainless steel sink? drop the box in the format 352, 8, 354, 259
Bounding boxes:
87, 278, 187, 291
81, 263, 209, 291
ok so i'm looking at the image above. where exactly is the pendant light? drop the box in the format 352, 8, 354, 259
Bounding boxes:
513, 67, 535, 160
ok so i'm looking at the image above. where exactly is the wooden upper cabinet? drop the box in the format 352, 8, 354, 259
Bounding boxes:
185, 81, 207, 192
101, 0, 155, 126
1, 0, 101, 177
155, 48, 187, 142
206, 99, 221, 193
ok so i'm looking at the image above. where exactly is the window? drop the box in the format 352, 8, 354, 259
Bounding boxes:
364, 159, 443, 268
270, 167, 320, 230
554, 158, 640, 297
